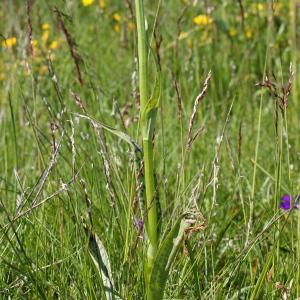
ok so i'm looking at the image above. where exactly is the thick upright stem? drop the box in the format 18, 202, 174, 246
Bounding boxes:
143, 139, 158, 248
134, 0, 158, 289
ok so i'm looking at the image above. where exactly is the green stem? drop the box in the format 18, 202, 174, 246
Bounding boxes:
135, 0, 158, 291
143, 139, 158, 248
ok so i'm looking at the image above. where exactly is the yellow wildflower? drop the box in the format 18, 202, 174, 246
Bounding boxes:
0, 73, 5, 81
256, 3, 265, 11
114, 24, 120, 33
49, 41, 58, 49
42, 30, 49, 42
229, 27, 238, 37
81, 0, 94, 6
251, 3, 266, 13
42, 23, 50, 30
99, 0, 105, 9
244, 28, 253, 39
193, 14, 213, 26
113, 13, 121, 22
2, 36, 17, 48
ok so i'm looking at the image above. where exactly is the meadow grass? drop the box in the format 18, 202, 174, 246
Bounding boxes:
0, 0, 299, 299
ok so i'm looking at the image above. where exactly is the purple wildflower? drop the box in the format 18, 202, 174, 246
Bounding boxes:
279, 194, 300, 211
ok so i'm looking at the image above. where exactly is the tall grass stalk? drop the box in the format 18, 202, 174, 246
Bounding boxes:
134, 0, 159, 287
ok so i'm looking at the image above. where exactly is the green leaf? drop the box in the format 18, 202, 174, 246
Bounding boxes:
141, 73, 161, 140
84, 224, 121, 300
147, 210, 205, 299
74, 113, 142, 152
147, 213, 190, 300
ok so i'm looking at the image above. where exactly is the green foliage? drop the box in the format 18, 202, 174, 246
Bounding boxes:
141, 74, 161, 141
147, 214, 190, 299
250, 250, 274, 300
85, 224, 118, 300
0, 0, 299, 299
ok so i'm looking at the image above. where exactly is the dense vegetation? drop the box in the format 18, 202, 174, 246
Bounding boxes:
0, 0, 299, 299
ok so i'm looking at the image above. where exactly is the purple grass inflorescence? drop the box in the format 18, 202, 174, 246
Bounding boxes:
279, 194, 300, 211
